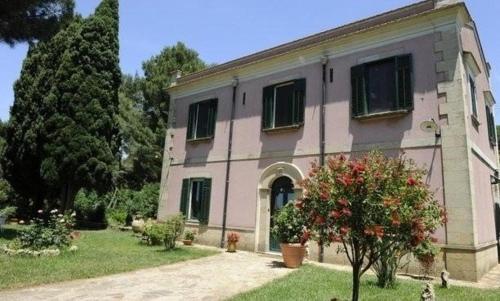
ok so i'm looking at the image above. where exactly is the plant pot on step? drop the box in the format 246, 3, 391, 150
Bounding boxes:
226, 232, 240, 252
182, 239, 193, 246
227, 241, 237, 252
280, 243, 306, 268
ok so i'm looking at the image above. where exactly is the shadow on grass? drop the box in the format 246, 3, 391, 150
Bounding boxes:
267, 260, 287, 269
0, 227, 20, 241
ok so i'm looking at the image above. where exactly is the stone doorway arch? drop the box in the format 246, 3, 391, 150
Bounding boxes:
254, 162, 304, 252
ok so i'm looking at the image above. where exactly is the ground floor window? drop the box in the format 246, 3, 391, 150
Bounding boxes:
180, 178, 211, 224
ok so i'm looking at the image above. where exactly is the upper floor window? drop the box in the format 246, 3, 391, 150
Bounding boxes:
180, 178, 211, 224
351, 54, 413, 117
486, 105, 496, 147
468, 75, 478, 117
186, 98, 217, 141
262, 78, 305, 130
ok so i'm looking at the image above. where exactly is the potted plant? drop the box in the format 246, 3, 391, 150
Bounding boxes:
272, 202, 307, 268
131, 214, 145, 233
0, 206, 16, 227
183, 230, 195, 245
227, 232, 240, 252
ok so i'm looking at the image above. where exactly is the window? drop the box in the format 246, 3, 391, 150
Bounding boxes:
486, 105, 496, 146
469, 75, 478, 117
262, 78, 305, 130
187, 99, 217, 140
351, 54, 413, 117
180, 178, 211, 224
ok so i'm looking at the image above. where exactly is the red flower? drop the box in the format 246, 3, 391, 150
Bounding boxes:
330, 210, 342, 219
314, 215, 326, 225
407, 177, 417, 186
342, 207, 352, 217
338, 198, 349, 207
338, 154, 346, 161
355, 176, 364, 184
300, 231, 310, 245
320, 191, 330, 201
364, 228, 374, 236
329, 233, 342, 242
391, 212, 401, 227
337, 174, 353, 187
295, 200, 304, 209
340, 226, 350, 235
373, 225, 384, 238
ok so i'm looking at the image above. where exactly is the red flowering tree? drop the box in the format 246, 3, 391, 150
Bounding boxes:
296, 151, 446, 301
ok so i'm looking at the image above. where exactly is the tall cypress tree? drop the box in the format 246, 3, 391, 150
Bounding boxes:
41, 0, 121, 211
2, 18, 81, 215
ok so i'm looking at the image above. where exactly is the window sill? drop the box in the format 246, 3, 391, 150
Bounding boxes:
353, 109, 410, 121
262, 123, 303, 134
186, 136, 214, 144
186, 220, 200, 225
471, 114, 480, 128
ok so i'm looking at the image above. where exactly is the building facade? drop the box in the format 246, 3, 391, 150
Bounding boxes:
158, 0, 499, 281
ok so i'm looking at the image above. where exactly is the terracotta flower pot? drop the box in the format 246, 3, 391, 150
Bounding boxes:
227, 241, 237, 252
182, 239, 193, 246
280, 243, 306, 268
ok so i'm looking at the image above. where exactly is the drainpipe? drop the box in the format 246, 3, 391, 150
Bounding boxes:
319, 55, 328, 263
220, 77, 239, 248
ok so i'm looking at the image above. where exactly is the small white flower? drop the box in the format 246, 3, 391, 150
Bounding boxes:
71, 212, 76, 217
69, 245, 78, 252
60, 219, 65, 223
57, 214, 63, 218
50, 209, 58, 214
37, 210, 43, 214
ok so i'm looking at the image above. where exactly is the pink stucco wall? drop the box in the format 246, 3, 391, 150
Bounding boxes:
472, 156, 497, 244
166, 33, 448, 241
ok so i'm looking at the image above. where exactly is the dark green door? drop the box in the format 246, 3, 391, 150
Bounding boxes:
270, 176, 295, 252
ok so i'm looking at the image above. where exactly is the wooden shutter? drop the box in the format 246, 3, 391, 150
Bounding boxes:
186, 103, 196, 139
351, 64, 366, 117
292, 79, 306, 124
180, 179, 190, 217
396, 54, 413, 110
486, 106, 496, 144
199, 178, 212, 224
207, 99, 217, 137
262, 86, 274, 129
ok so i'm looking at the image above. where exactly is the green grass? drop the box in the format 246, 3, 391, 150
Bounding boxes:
231, 264, 500, 301
0, 225, 218, 290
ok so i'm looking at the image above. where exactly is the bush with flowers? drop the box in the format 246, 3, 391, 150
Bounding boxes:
2, 209, 76, 256
297, 151, 446, 301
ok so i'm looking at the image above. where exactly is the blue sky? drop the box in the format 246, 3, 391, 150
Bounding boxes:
1, 0, 499, 122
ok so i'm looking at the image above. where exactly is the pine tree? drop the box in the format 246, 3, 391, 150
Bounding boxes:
41, 0, 121, 211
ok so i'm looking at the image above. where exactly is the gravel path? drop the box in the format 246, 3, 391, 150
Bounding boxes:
0, 249, 292, 301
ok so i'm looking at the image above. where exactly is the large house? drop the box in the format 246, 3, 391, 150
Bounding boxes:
158, 0, 499, 281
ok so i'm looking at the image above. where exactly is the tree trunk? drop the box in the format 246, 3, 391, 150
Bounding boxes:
61, 183, 78, 213
352, 263, 361, 301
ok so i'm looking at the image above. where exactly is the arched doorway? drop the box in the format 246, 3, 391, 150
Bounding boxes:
255, 162, 304, 252
270, 176, 295, 251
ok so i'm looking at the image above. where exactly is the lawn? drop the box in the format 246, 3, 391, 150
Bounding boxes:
0, 225, 218, 290
231, 264, 500, 301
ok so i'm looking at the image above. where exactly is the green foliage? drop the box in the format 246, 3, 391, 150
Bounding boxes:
17, 209, 74, 250
107, 208, 128, 226
271, 202, 307, 244
0, 0, 74, 46
2, 0, 120, 214
163, 214, 185, 250
74, 190, 107, 229
142, 221, 165, 246
110, 183, 160, 219
0, 206, 16, 218
184, 230, 195, 241
298, 151, 446, 300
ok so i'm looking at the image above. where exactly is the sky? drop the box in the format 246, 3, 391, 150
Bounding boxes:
1, 0, 499, 122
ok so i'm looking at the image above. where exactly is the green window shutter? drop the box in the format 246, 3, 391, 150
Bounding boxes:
396, 54, 413, 110
199, 178, 212, 225
351, 64, 366, 117
262, 86, 274, 129
293, 78, 306, 124
180, 179, 190, 217
207, 99, 217, 137
486, 106, 495, 144
186, 103, 196, 139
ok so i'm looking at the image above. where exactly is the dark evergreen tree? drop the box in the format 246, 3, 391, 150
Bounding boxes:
2, 17, 82, 215
0, 0, 74, 45
41, 0, 121, 211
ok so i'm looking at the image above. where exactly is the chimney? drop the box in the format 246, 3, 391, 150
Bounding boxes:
169, 70, 182, 87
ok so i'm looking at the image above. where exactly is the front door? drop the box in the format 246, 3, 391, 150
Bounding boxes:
270, 176, 295, 252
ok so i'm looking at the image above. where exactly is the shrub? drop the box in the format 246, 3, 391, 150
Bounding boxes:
108, 183, 159, 220
414, 238, 440, 277
18, 209, 75, 250
271, 202, 307, 244
107, 208, 128, 227
0, 206, 16, 218
74, 190, 107, 229
184, 230, 195, 241
163, 214, 185, 250
298, 151, 446, 301
142, 220, 165, 245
